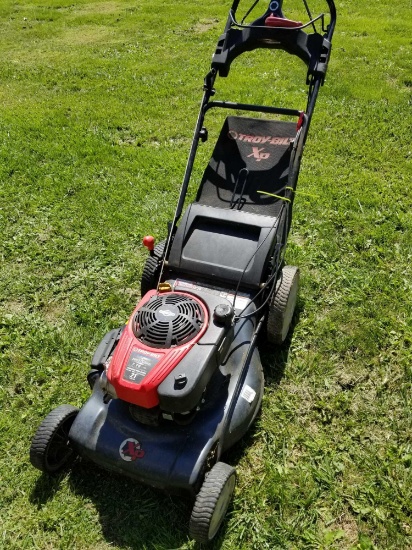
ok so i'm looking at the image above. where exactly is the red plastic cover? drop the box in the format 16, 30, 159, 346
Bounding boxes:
107, 291, 208, 408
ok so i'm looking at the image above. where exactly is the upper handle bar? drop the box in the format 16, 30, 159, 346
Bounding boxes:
230, 0, 336, 40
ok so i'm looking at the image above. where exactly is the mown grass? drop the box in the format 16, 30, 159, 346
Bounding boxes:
1, 0, 411, 548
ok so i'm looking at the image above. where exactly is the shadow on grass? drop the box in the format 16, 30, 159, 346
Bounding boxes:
260, 295, 303, 381
28, 302, 301, 549
72, 461, 192, 548
30, 461, 192, 548
30, 473, 66, 507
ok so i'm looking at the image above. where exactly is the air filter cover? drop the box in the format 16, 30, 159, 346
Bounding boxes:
133, 293, 205, 349
106, 291, 208, 408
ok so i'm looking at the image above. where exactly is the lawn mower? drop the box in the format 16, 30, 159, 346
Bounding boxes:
30, 0, 336, 543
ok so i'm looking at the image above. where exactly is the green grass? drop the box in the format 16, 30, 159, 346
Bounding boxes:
1, 0, 411, 548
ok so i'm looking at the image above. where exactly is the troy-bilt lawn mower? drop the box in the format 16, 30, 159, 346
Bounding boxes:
30, 0, 336, 543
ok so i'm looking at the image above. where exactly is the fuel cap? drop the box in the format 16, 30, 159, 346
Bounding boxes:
213, 304, 234, 326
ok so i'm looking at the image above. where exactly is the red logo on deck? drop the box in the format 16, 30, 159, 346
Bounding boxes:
119, 438, 145, 461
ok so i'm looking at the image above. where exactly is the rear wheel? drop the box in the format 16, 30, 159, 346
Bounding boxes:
267, 265, 299, 345
30, 405, 79, 474
140, 240, 166, 296
189, 462, 236, 543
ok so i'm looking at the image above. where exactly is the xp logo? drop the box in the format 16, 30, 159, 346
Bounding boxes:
247, 147, 270, 162
119, 438, 145, 461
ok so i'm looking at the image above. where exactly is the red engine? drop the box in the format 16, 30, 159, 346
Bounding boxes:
106, 291, 209, 408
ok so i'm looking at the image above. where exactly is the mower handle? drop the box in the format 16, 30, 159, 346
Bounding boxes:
230, 0, 337, 37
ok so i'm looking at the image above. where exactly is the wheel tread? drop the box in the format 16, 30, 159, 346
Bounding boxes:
267, 265, 299, 345
140, 240, 166, 296
189, 462, 236, 543
30, 405, 79, 474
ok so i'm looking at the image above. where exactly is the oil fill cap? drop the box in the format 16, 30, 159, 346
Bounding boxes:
213, 304, 234, 326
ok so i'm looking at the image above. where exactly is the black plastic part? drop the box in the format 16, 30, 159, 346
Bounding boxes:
174, 374, 188, 390
91, 327, 124, 370
158, 343, 219, 413
212, 0, 335, 81
168, 203, 280, 289
87, 369, 101, 390
199, 127, 208, 142
157, 289, 233, 414
213, 304, 234, 326
204, 101, 301, 117
306, 34, 332, 84
212, 26, 313, 77
129, 404, 161, 426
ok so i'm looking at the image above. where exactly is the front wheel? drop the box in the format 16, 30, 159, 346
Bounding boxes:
30, 405, 79, 474
189, 462, 236, 543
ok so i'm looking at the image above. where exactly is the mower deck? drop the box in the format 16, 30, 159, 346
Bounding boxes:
69, 284, 264, 496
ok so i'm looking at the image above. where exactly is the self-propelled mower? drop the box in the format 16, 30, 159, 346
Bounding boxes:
30, 0, 336, 543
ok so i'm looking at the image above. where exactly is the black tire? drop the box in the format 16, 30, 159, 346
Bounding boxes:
267, 265, 299, 345
189, 462, 236, 543
140, 240, 166, 296
30, 405, 79, 474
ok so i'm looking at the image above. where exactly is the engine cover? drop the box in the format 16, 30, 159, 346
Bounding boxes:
106, 291, 208, 408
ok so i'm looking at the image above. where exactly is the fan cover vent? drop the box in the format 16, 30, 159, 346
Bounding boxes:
133, 293, 205, 349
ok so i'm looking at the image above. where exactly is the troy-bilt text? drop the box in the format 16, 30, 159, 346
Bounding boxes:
228, 130, 293, 146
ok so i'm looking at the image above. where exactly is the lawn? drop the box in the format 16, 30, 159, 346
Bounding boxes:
0, 0, 411, 548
